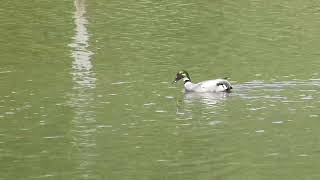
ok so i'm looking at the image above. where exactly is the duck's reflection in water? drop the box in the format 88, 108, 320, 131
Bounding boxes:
175, 92, 230, 117
184, 92, 230, 106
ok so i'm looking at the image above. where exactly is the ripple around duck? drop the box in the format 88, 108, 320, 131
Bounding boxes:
176, 78, 320, 110
174, 78, 320, 132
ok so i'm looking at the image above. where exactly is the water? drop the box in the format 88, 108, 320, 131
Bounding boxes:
1, 0, 320, 179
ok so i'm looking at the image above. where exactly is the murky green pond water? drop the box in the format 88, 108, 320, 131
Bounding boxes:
1, 0, 320, 179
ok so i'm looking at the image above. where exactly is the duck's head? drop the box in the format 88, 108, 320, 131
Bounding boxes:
172, 70, 191, 84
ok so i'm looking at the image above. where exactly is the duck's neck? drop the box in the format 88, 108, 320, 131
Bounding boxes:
183, 77, 191, 84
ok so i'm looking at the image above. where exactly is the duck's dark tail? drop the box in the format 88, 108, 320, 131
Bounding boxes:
226, 86, 232, 93
217, 81, 233, 93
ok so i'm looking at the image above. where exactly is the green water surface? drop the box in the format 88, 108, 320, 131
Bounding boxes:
1, 0, 320, 179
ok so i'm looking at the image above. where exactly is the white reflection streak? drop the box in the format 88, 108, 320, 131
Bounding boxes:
69, 0, 96, 179
70, 0, 95, 88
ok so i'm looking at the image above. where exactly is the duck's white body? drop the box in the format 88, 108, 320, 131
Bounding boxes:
183, 77, 232, 93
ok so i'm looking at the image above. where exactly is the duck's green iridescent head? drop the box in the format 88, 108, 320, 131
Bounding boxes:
172, 70, 191, 83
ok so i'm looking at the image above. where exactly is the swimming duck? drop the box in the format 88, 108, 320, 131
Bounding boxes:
172, 70, 232, 93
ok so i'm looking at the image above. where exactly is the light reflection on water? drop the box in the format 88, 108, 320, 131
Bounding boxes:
68, 0, 97, 179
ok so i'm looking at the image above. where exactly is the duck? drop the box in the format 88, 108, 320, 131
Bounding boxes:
172, 70, 232, 93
